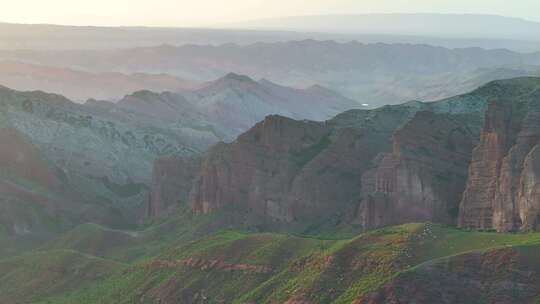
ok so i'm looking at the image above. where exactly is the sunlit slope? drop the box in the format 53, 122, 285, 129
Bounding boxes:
27, 223, 540, 304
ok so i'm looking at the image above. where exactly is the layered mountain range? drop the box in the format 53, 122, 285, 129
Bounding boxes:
2, 77, 540, 303
0, 60, 198, 102
0, 74, 361, 252
119, 73, 360, 140
0, 86, 218, 255
148, 77, 540, 235
3, 15, 540, 51
3, 41, 540, 107
4, 12, 540, 303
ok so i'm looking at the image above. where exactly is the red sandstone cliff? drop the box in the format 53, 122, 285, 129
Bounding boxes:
183, 105, 447, 230
355, 111, 479, 229
188, 115, 336, 223
459, 100, 540, 232
147, 78, 540, 232
147, 156, 200, 218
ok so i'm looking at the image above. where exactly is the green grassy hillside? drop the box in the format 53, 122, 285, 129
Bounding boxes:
40, 205, 264, 263
0, 250, 125, 304
8, 223, 537, 304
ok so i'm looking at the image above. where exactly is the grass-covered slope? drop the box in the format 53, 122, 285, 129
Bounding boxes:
41, 223, 140, 261
23, 223, 540, 304
357, 244, 540, 304
40, 205, 263, 263
0, 250, 125, 304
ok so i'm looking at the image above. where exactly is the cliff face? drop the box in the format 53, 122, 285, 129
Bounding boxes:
355, 111, 480, 230
188, 115, 335, 224
148, 78, 540, 232
147, 156, 200, 218
459, 99, 540, 232
518, 145, 540, 230
184, 104, 452, 230
149, 88, 488, 229
458, 100, 518, 230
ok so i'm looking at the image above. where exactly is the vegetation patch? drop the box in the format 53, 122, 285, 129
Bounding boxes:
291, 134, 332, 167
6, 223, 540, 304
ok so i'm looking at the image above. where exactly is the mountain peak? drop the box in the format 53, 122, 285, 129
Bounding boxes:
220, 73, 256, 83
127, 90, 162, 100
203, 73, 259, 90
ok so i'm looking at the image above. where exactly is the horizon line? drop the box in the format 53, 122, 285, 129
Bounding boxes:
1, 12, 538, 29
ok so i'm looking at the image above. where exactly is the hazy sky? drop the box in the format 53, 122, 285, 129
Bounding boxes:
1, 0, 539, 27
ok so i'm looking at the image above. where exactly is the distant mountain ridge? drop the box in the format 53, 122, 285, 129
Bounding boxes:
0, 60, 198, 102
4, 40, 540, 106
2, 14, 540, 51
118, 72, 362, 139
232, 14, 540, 40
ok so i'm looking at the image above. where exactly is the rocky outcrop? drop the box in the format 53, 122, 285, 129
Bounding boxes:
186, 103, 432, 229
458, 100, 518, 230
149, 78, 540, 232
355, 111, 480, 230
158, 83, 490, 228
0, 128, 61, 190
517, 145, 540, 230
147, 156, 200, 218
459, 99, 540, 232
188, 115, 334, 223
